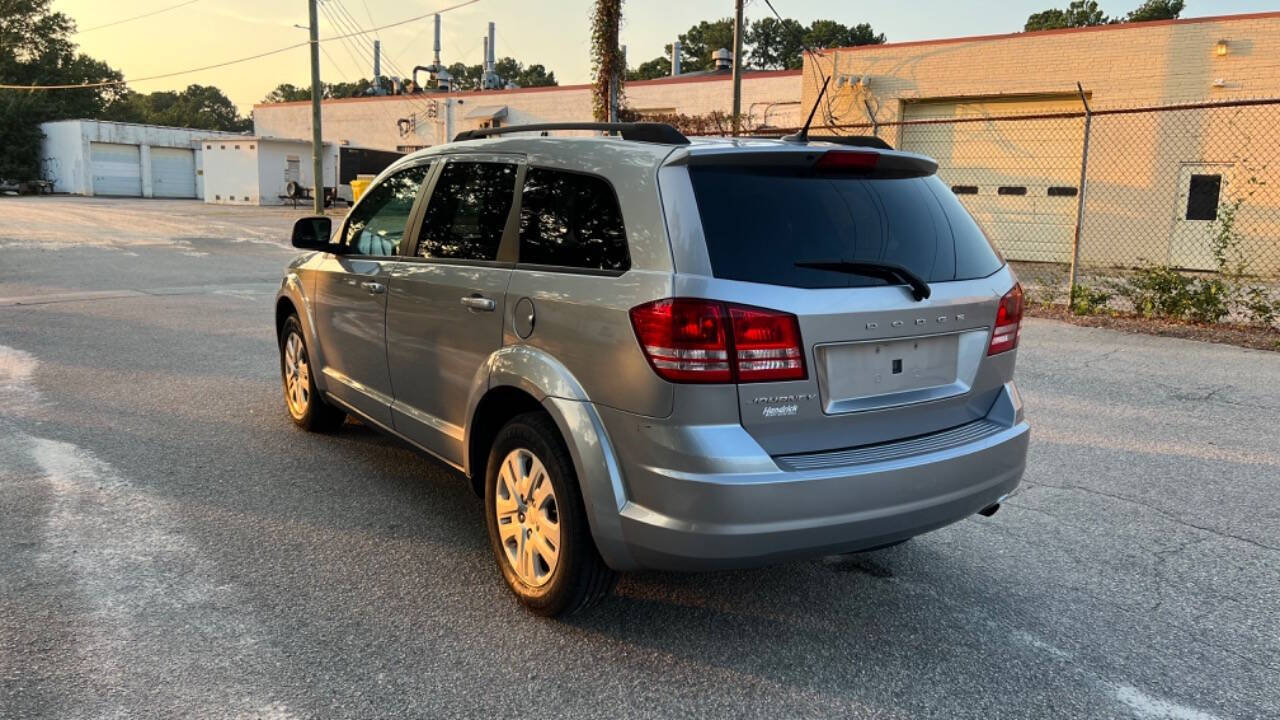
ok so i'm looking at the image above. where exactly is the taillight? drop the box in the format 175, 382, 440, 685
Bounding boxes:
728, 305, 805, 381
630, 299, 806, 384
629, 299, 731, 382
814, 150, 879, 172
988, 283, 1024, 355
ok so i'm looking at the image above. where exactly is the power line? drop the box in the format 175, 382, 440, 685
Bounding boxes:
321, 0, 439, 122
74, 0, 200, 35
760, 0, 845, 133
0, 0, 481, 91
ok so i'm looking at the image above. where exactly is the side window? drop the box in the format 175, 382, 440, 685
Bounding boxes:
518, 168, 629, 272
417, 160, 517, 261
342, 163, 430, 256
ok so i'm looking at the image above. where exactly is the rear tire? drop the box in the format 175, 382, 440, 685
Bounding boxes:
484, 412, 616, 617
279, 314, 345, 432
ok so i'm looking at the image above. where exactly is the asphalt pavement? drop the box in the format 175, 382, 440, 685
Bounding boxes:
1, 197, 1277, 719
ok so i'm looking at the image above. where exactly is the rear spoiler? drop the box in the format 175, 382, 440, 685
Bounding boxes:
670, 147, 938, 178
752, 134, 894, 151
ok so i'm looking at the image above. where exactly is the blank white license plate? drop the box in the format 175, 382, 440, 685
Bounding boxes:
820, 334, 961, 404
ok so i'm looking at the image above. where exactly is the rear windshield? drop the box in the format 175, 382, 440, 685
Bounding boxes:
688, 166, 1004, 288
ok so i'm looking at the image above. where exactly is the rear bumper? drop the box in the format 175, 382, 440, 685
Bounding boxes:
578, 383, 1028, 572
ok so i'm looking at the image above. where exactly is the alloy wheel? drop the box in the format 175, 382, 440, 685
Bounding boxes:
494, 448, 561, 587
283, 331, 311, 417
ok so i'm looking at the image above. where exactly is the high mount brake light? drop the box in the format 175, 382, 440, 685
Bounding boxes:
988, 283, 1024, 355
629, 299, 806, 384
814, 150, 879, 172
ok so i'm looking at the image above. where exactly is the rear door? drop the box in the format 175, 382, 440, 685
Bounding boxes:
386, 154, 521, 465
680, 157, 1013, 456
312, 161, 433, 427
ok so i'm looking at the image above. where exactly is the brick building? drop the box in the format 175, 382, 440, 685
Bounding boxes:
251, 69, 802, 154
804, 12, 1280, 273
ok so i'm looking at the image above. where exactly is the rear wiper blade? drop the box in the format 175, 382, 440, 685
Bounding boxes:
794, 260, 932, 301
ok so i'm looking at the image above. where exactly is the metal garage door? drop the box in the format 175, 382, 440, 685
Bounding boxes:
900, 96, 1085, 263
89, 142, 142, 197
150, 147, 196, 198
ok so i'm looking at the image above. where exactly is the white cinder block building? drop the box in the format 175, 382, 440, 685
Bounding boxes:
39, 120, 245, 199
200, 137, 338, 206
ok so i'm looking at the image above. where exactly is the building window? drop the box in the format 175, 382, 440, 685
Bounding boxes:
951, 185, 978, 195
1048, 186, 1078, 197
1186, 174, 1222, 221
997, 186, 1027, 196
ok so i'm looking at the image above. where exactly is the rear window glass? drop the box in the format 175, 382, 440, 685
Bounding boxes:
688, 167, 1003, 288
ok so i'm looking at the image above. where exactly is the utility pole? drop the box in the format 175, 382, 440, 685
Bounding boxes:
731, 0, 744, 136
308, 0, 324, 215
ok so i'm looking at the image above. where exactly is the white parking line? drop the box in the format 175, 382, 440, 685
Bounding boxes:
1114, 684, 1224, 720
2, 344, 301, 716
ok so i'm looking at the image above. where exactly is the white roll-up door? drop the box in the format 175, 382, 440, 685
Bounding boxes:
900, 96, 1085, 263
89, 142, 142, 197
150, 147, 197, 198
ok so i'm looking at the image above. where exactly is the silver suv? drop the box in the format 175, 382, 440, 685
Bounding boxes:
275, 122, 1030, 616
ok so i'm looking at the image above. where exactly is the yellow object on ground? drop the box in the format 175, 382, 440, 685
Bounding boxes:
349, 176, 373, 203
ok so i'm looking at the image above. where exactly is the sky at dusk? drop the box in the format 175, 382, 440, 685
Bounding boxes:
54, 0, 1280, 113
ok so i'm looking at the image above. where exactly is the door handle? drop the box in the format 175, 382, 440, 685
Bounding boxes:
460, 294, 496, 312
361, 281, 386, 295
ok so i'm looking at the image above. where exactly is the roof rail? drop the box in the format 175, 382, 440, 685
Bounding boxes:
453, 122, 690, 145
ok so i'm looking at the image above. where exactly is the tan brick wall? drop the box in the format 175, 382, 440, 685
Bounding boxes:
800, 14, 1280, 274
251, 71, 803, 152
805, 14, 1280, 122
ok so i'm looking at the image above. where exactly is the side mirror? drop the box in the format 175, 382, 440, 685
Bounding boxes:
291, 216, 334, 250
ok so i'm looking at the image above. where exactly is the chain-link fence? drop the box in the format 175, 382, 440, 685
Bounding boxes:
735, 97, 1280, 328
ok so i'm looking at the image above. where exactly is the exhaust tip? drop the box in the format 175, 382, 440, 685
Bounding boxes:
978, 503, 1000, 517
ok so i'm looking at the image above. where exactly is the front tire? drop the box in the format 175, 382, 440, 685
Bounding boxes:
279, 314, 345, 432
484, 412, 615, 617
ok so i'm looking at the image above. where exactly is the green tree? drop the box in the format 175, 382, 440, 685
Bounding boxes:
635, 16, 885, 75
106, 84, 249, 132
437, 58, 557, 91
627, 56, 671, 81
1025, 1, 1109, 31
1125, 0, 1183, 22
804, 19, 885, 51
262, 83, 311, 103
0, 0, 124, 179
747, 16, 806, 70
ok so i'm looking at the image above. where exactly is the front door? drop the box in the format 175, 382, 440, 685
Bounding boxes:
386, 155, 521, 465
312, 162, 433, 427
1170, 162, 1233, 271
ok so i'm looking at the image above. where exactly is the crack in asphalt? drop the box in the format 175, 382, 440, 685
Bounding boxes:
1017, 480, 1280, 553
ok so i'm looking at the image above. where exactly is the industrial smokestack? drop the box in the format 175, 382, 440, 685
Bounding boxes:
433, 14, 442, 69
488, 21, 496, 71
482, 35, 489, 85
373, 39, 382, 93
671, 40, 681, 76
